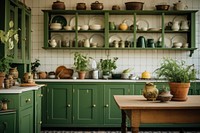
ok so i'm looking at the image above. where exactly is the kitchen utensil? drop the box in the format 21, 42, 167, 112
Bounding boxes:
76, 3, 86, 10
52, 0, 65, 10
155, 5, 170, 10
141, 71, 151, 79
143, 82, 158, 101
173, 0, 188, 10
91, 1, 103, 10
125, 2, 144, 10
51, 15, 67, 27
112, 5, 120, 10
137, 36, 146, 48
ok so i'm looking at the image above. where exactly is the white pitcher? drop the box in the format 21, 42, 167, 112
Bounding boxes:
181, 20, 189, 31
48, 39, 57, 47
174, 0, 188, 10
83, 39, 90, 48
171, 21, 180, 31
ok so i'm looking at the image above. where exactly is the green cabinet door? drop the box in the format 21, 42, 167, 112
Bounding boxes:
195, 82, 200, 95
134, 82, 145, 95
34, 89, 43, 133
46, 84, 72, 124
104, 84, 132, 125
19, 108, 33, 133
73, 84, 101, 124
0, 111, 16, 133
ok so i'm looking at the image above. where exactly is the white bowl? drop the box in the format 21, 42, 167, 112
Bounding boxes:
81, 25, 89, 30
89, 24, 101, 30
64, 26, 73, 30
73, 26, 81, 30
50, 23, 62, 30
173, 42, 182, 48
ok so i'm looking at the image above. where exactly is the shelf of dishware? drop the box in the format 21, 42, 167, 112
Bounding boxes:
42, 10, 198, 56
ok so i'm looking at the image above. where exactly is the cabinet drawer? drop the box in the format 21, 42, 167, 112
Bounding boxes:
20, 91, 33, 109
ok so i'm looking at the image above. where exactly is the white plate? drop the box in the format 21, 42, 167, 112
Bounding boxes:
89, 34, 104, 47
51, 34, 63, 41
171, 35, 187, 43
126, 35, 134, 42
158, 36, 172, 48
136, 19, 149, 31
89, 17, 104, 29
122, 19, 133, 26
109, 34, 122, 47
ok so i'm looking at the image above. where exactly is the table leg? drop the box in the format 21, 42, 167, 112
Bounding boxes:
131, 110, 141, 133
121, 110, 127, 133
131, 127, 139, 133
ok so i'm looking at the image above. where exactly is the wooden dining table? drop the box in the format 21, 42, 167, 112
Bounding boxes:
114, 95, 200, 133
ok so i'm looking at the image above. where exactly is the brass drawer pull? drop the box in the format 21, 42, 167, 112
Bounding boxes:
25, 98, 31, 103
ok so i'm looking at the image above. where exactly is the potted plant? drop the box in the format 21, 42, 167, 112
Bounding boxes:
31, 59, 41, 79
0, 21, 19, 88
73, 52, 90, 79
0, 57, 12, 89
1, 98, 10, 110
155, 58, 197, 101
98, 56, 118, 79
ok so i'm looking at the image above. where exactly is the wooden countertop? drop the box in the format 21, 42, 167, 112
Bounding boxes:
114, 95, 200, 110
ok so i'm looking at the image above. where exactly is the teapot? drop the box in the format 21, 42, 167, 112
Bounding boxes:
181, 20, 189, 31
173, 0, 188, 10
48, 39, 57, 47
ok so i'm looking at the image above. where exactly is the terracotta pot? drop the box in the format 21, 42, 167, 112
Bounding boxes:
91, 1, 103, 10
52, 0, 65, 10
78, 71, 86, 79
169, 82, 190, 101
9, 67, 19, 79
0, 72, 5, 89
125, 2, 144, 10
38, 72, 47, 79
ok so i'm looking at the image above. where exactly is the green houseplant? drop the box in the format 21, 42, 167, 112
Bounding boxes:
0, 21, 19, 88
73, 52, 90, 79
155, 58, 197, 101
99, 56, 118, 78
31, 59, 41, 79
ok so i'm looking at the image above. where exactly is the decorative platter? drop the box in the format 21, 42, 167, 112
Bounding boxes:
51, 15, 67, 27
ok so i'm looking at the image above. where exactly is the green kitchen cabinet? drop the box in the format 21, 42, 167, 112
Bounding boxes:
195, 82, 200, 95
0, 0, 32, 78
46, 84, 73, 125
34, 88, 43, 133
0, 111, 16, 133
19, 107, 33, 133
104, 84, 133, 125
73, 84, 103, 125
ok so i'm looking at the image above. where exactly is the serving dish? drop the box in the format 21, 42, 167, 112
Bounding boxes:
155, 5, 170, 10
109, 34, 122, 47
158, 36, 172, 48
89, 34, 104, 47
125, 2, 144, 10
89, 17, 104, 29
136, 19, 149, 31
51, 15, 67, 28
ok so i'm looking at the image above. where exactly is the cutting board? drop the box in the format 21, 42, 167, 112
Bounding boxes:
20, 83, 37, 87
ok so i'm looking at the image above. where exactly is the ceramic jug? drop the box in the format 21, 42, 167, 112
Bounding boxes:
109, 22, 116, 30
171, 21, 180, 31
174, 0, 188, 10
83, 39, 90, 47
143, 82, 158, 101
48, 39, 57, 47
137, 36, 146, 48
181, 20, 189, 31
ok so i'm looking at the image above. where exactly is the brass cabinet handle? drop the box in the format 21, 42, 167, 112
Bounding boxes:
39, 121, 42, 124
67, 104, 71, 107
92, 104, 96, 107
105, 104, 109, 107
39, 94, 43, 97
25, 98, 31, 103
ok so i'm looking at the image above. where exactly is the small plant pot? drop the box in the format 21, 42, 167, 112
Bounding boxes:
78, 71, 86, 79
2, 103, 8, 110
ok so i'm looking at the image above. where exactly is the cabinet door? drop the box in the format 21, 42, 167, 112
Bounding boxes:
134, 82, 145, 95
104, 84, 131, 125
34, 89, 42, 133
0, 112, 16, 133
46, 85, 72, 124
195, 82, 200, 95
73, 84, 99, 124
19, 108, 33, 133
